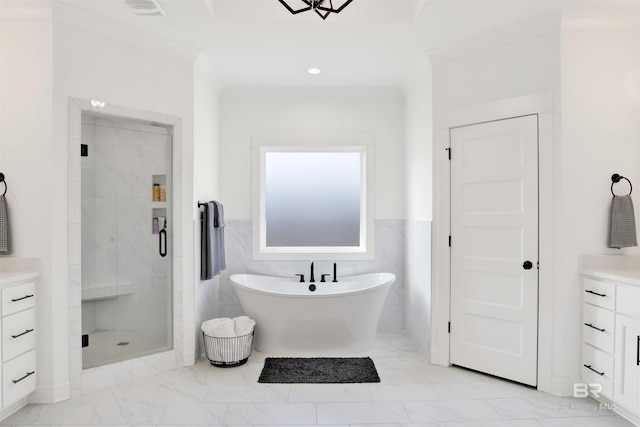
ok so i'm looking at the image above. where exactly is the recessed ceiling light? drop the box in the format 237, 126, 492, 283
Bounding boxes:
307, 68, 322, 75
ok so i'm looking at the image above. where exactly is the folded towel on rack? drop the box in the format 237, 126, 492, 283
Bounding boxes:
200, 201, 226, 280
608, 195, 638, 249
0, 195, 12, 255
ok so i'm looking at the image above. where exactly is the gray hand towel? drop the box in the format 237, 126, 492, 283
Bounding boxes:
0, 195, 12, 255
212, 201, 226, 276
200, 201, 226, 280
607, 195, 638, 249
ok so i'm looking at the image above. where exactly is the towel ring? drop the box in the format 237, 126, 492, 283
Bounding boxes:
611, 173, 632, 196
0, 173, 6, 196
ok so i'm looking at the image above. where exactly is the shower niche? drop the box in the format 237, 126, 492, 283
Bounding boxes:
79, 113, 173, 370
151, 174, 168, 236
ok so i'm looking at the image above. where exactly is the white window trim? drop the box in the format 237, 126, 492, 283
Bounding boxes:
251, 132, 374, 260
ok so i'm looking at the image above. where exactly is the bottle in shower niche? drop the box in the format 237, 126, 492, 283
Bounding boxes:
153, 183, 160, 201
160, 186, 166, 202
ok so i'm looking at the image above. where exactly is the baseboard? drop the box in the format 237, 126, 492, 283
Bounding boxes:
550, 374, 583, 397
183, 348, 196, 366
430, 348, 449, 367
30, 380, 71, 403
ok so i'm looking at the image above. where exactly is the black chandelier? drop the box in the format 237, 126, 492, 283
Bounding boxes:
277, 0, 354, 20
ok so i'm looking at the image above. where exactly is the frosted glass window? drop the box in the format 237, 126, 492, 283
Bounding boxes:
265, 152, 361, 247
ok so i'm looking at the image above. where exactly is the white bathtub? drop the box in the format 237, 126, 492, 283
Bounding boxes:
230, 273, 395, 355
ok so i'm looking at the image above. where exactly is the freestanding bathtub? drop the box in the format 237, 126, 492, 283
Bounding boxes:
230, 273, 395, 355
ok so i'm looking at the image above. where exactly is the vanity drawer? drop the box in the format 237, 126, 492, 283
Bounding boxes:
2, 282, 35, 317
583, 279, 615, 310
3, 350, 36, 408
583, 304, 615, 353
582, 344, 614, 399
616, 285, 640, 318
3, 308, 35, 361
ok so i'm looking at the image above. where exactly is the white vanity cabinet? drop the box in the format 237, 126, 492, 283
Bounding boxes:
582, 270, 640, 425
614, 286, 640, 416
0, 272, 37, 421
582, 278, 616, 399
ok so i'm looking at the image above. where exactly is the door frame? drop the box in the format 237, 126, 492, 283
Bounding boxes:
432, 92, 554, 393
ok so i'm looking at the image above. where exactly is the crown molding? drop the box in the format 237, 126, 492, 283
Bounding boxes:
425, 11, 562, 65
426, 7, 639, 65
52, 1, 201, 62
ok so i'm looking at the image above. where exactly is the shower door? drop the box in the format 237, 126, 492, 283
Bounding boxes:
80, 114, 173, 369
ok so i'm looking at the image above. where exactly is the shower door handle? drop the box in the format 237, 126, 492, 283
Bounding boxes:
159, 228, 167, 257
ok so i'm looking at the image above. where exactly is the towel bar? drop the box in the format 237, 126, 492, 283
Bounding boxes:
0, 173, 6, 196
611, 174, 632, 196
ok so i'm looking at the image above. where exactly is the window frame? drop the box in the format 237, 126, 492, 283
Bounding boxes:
252, 141, 374, 261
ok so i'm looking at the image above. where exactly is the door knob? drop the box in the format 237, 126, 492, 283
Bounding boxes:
523, 261, 533, 270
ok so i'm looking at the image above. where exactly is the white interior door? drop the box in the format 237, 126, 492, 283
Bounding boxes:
450, 115, 539, 386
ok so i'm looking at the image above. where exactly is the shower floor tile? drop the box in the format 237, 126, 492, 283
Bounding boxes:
82, 329, 170, 369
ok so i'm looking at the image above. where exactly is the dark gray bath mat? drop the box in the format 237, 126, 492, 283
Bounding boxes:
258, 357, 380, 384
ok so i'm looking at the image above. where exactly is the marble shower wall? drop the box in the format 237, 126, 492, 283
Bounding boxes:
217, 219, 405, 330
81, 115, 172, 333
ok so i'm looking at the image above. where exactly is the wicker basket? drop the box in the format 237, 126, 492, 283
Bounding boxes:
202, 331, 254, 367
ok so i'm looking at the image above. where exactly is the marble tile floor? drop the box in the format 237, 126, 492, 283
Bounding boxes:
2, 331, 635, 426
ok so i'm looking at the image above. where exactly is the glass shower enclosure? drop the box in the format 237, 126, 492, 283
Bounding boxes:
80, 113, 172, 369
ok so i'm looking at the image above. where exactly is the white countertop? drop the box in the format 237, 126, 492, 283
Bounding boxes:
583, 268, 640, 288
0, 271, 38, 287
0, 258, 39, 287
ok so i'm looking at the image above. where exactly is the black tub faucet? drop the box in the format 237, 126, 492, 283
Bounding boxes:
310, 260, 315, 283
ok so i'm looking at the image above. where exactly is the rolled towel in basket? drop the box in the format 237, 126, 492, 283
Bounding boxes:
234, 316, 256, 336
201, 317, 236, 338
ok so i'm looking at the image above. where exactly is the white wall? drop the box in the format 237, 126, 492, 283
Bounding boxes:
1, 1, 198, 402
554, 26, 640, 392
193, 52, 221, 357
430, 10, 639, 395
404, 60, 434, 354
219, 86, 405, 220
0, 2, 60, 402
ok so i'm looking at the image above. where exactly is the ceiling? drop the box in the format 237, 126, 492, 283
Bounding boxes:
53, 0, 640, 88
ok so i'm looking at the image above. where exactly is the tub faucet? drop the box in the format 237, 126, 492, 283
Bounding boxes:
310, 260, 315, 283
